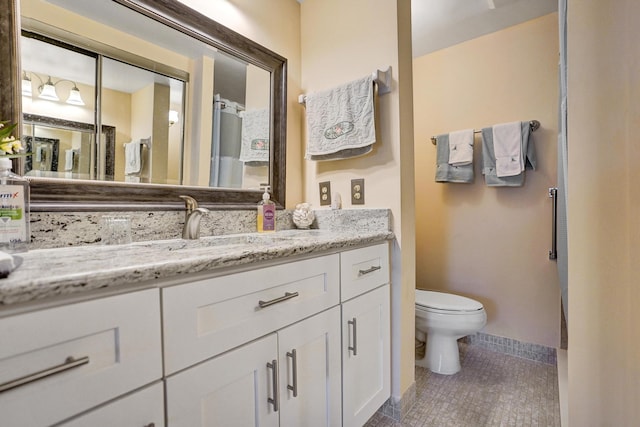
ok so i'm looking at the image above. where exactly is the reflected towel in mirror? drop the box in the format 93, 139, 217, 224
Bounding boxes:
240, 108, 270, 165
64, 149, 74, 171
124, 141, 142, 175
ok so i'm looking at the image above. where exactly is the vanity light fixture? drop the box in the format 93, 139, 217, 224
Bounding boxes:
65, 86, 85, 106
38, 76, 59, 101
21, 71, 32, 97
23, 72, 86, 106
169, 110, 179, 126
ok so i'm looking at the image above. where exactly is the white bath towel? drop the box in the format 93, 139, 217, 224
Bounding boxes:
64, 149, 74, 171
240, 108, 270, 165
305, 74, 375, 161
492, 121, 523, 177
35, 146, 43, 162
448, 129, 474, 166
124, 140, 141, 175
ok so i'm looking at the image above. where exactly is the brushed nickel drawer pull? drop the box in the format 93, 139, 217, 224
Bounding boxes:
258, 292, 299, 308
267, 359, 279, 411
286, 349, 298, 397
0, 355, 90, 394
358, 265, 382, 276
348, 318, 358, 356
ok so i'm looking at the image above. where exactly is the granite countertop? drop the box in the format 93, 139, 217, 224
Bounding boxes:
0, 229, 394, 307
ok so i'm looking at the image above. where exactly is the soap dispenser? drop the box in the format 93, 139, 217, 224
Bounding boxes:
257, 185, 276, 233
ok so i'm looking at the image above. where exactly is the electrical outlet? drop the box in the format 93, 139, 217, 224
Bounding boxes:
319, 181, 331, 206
351, 178, 365, 205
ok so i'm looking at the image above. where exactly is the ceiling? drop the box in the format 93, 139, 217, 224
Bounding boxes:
299, 0, 558, 58
27, 0, 559, 92
411, 0, 558, 57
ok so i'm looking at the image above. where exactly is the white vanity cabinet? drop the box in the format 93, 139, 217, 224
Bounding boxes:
162, 243, 391, 427
0, 288, 163, 427
0, 239, 391, 427
163, 254, 343, 426
166, 306, 342, 427
340, 243, 391, 427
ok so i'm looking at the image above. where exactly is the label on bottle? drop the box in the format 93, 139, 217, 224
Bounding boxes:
257, 205, 264, 232
262, 204, 276, 231
0, 185, 27, 243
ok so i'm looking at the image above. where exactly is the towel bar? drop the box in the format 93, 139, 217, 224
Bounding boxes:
430, 120, 540, 145
298, 66, 392, 105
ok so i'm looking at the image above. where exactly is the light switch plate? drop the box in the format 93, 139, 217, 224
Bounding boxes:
351, 178, 365, 205
319, 181, 331, 206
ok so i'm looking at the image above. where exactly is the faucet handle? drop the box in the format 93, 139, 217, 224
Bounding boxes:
179, 195, 198, 213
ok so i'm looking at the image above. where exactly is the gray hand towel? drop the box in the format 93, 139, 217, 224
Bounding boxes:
435, 133, 474, 183
305, 75, 376, 161
481, 122, 536, 187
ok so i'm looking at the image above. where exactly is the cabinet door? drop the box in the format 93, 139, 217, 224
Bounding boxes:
341, 284, 390, 427
165, 334, 279, 427
278, 306, 342, 427
59, 382, 164, 427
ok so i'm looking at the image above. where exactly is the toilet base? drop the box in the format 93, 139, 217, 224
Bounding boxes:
415, 333, 461, 375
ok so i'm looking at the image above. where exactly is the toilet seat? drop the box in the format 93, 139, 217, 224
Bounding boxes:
415, 289, 483, 312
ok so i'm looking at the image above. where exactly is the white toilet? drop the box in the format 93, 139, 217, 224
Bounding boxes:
415, 289, 486, 375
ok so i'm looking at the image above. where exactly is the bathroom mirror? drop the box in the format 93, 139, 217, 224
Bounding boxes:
0, 0, 287, 210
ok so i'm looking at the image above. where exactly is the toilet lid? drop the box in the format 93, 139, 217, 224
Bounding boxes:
415, 289, 483, 312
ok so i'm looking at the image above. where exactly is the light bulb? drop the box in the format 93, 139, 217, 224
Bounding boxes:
39, 77, 59, 101
21, 73, 32, 97
66, 87, 85, 106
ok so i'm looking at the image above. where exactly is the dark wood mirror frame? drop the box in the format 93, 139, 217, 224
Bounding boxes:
0, 0, 287, 211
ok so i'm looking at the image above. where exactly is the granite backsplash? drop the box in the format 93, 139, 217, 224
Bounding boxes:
28, 208, 391, 249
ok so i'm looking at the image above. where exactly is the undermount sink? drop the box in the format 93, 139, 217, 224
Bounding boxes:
162, 233, 298, 252
199, 233, 297, 246
131, 229, 329, 254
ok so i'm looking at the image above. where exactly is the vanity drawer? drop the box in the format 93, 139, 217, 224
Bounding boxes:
340, 243, 390, 301
59, 382, 165, 427
0, 289, 162, 427
162, 254, 340, 374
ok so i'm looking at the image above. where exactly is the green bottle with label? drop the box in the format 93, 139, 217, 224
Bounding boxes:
0, 158, 30, 253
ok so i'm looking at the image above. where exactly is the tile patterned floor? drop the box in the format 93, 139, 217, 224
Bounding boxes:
365, 342, 561, 427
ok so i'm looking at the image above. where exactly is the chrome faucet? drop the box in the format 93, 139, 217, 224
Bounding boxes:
179, 195, 209, 239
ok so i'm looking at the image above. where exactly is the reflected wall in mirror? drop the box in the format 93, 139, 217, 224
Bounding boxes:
0, 0, 287, 209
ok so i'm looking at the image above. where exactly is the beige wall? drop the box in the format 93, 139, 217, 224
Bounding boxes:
178, 0, 303, 207
300, 0, 416, 400
413, 14, 560, 348
102, 87, 132, 181
568, 0, 640, 424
